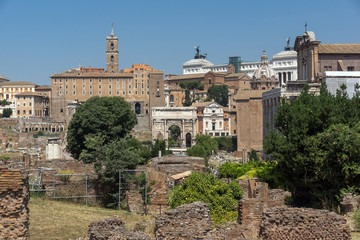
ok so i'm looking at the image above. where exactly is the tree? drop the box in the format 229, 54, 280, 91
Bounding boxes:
0, 100, 11, 106
2, 108, 12, 118
187, 134, 218, 162
66, 96, 137, 162
207, 85, 229, 107
180, 81, 204, 106
264, 84, 360, 207
169, 125, 181, 142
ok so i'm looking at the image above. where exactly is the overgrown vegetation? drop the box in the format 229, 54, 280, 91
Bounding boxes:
169, 172, 243, 224
214, 137, 233, 152
264, 84, 360, 208
187, 134, 217, 163
218, 161, 282, 189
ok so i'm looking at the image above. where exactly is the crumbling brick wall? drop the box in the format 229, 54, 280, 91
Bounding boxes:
259, 206, 351, 239
0, 167, 29, 239
155, 202, 213, 239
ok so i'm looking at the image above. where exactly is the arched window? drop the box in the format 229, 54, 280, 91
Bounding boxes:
135, 102, 141, 114
288, 72, 291, 81
111, 43, 114, 50
278, 73, 282, 82
170, 95, 174, 103
209, 79, 211, 84
111, 55, 114, 62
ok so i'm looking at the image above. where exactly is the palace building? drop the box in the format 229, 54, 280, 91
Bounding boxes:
50, 28, 165, 123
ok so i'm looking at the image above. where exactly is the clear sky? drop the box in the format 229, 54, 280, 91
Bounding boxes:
0, 0, 359, 85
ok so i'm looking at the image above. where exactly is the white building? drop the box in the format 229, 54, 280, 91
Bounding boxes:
241, 45, 297, 86
183, 58, 229, 75
324, 71, 360, 98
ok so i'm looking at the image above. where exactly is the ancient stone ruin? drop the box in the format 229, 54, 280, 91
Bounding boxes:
0, 166, 29, 240
155, 202, 213, 239
88, 217, 153, 240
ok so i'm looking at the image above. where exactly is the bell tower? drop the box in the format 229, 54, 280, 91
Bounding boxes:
106, 24, 118, 72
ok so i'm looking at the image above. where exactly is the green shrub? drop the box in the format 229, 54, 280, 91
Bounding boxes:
187, 135, 217, 162
353, 208, 360, 230
218, 161, 283, 188
214, 137, 233, 152
168, 172, 243, 224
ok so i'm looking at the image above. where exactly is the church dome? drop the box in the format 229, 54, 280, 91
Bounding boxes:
253, 51, 276, 79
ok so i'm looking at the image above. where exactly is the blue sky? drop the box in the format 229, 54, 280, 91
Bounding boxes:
0, 0, 359, 85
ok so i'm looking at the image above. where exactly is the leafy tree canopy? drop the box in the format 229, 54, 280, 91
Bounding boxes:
187, 134, 218, 162
180, 81, 204, 106
264, 84, 360, 207
169, 172, 243, 224
66, 96, 137, 162
207, 85, 229, 107
2, 108, 12, 118
0, 100, 11, 106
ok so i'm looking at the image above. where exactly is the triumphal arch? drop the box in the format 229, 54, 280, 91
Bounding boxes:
152, 107, 197, 147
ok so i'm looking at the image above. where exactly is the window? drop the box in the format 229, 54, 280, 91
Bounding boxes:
29, 110, 32, 115
129, 85, 131, 89
73, 91, 76, 95
109, 79, 112, 83
65, 85, 68, 89
90, 90, 92, 95
59, 90, 62, 95
111, 55, 114, 62
212, 122, 216, 130
142, 91, 144, 95
117, 85, 119, 89
123, 91, 126, 95
123, 84, 125, 89
90, 79, 92, 83
129, 91, 131, 95
123, 79, 125, 83
99, 91, 102, 95
348, 66, 355, 71
109, 91, 112, 95
66, 91, 68, 95
135, 91, 138, 95
60, 79, 62, 83
17, 110, 20, 115
23, 110, 26, 115
65, 78, 68, 83
54, 79, 57, 83
142, 83, 144, 89
111, 43, 114, 50
82, 91, 85, 95
109, 85, 112, 89
117, 91, 119, 95
60, 108, 63, 113
99, 85, 102, 89
206, 122, 208, 128
29, 102, 32, 107
99, 79, 102, 83
90, 85, 92, 89
23, 102, 26, 107
117, 79, 119, 82
129, 79, 131, 83
83, 85, 85, 89
73, 85, 76, 89
147, 91, 149, 95
73, 79, 76, 83
83, 79, 85, 83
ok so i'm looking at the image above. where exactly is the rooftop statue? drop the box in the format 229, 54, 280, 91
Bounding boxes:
194, 46, 207, 59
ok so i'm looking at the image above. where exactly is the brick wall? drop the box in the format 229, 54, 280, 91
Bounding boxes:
0, 167, 29, 239
155, 202, 213, 239
259, 207, 351, 239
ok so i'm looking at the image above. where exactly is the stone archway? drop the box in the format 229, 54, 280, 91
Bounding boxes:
186, 133, 192, 148
135, 102, 141, 115
156, 132, 164, 141
152, 107, 197, 147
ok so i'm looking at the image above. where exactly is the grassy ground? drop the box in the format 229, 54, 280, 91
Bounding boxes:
29, 197, 155, 240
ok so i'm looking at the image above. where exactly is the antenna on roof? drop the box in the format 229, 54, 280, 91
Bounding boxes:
305, 21, 307, 32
